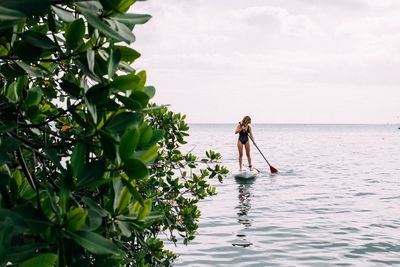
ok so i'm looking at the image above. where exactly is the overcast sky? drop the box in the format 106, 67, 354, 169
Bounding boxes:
132, 0, 400, 124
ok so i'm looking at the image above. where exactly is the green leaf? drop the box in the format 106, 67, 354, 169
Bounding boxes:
114, 185, 130, 214
51, 6, 75, 23
6, 243, 49, 263
0, 173, 10, 191
113, 20, 136, 42
114, 13, 152, 28
86, 84, 110, 105
115, 214, 138, 222
19, 31, 57, 50
76, 160, 106, 188
14, 40, 42, 60
0, 137, 21, 152
6, 75, 26, 103
84, 84, 110, 123
71, 143, 86, 178
82, 197, 109, 217
66, 18, 85, 50
60, 80, 81, 98
100, 132, 117, 160
112, 178, 123, 210
0, 217, 14, 258
59, 186, 70, 215
133, 199, 152, 220
115, 0, 136, 13
0, 0, 53, 16
22, 87, 43, 109
84, 209, 103, 231
108, 49, 121, 78
0, 152, 10, 164
121, 178, 144, 206
0, 63, 25, 79
48, 9, 56, 31
78, 6, 134, 43
0, 6, 25, 21
134, 145, 158, 163
66, 207, 88, 231
71, 110, 87, 129
143, 212, 164, 223
119, 129, 140, 162
117, 221, 131, 237
106, 112, 143, 135
20, 253, 57, 267
123, 159, 148, 180
15, 61, 45, 78
143, 86, 156, 98
85, 99, 97, 124
136, 70, 146, 90
100, 0, 135, 13
13, 205, 50, 233
115, 46, 140, 63
66, 230, 120, 255
0, 123, 17, 134
86, 49, 95, 73
130, 91, 149, 108
44, 184, 61, 215
148, 129, 165, 146
115, 94, 142, 110
110, 73, 140, 91
139, 124, 153, 147
44, 148, 66, 172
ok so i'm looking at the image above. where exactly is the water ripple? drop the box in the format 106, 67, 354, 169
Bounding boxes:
169, 125, 400, 266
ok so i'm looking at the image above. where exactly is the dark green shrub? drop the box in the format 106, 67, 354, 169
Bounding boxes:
0, 1, 228, 266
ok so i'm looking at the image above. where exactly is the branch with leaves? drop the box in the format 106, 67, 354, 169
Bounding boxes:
0, 0, 228, 266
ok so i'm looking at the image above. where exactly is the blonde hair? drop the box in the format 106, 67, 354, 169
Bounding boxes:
241, 116, 251, 125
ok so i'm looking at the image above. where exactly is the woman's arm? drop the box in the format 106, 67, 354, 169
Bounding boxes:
235, 123, 242, 134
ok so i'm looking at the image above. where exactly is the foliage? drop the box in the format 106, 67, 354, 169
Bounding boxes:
0, 1, 228, 266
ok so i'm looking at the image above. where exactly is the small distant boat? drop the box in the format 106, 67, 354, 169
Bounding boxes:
234, 169, 259, 179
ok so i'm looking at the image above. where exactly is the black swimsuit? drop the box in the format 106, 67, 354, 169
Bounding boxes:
238, 126, 250, 145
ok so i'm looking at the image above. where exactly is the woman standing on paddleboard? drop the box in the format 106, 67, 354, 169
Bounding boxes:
235, 116, 254, 171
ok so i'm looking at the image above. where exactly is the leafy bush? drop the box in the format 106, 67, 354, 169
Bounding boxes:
0, 1, 228, 266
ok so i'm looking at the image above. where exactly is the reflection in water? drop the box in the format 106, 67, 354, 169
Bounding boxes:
237, 184, 252, 227
232, 178, 255, 247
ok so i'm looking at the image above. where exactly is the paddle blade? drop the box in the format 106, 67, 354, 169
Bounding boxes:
270, 166, 278, 173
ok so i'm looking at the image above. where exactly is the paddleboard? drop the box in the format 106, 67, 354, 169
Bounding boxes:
234, 170, 259, 179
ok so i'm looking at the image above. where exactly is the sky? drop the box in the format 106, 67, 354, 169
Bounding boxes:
132, 0, 400, 124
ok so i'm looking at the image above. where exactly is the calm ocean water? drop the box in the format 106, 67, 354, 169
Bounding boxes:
169, 124, 400, 266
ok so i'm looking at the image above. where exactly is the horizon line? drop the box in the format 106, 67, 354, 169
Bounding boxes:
187, 122, 399, 125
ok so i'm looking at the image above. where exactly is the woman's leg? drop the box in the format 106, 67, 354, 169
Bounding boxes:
237, 140, 243, 171
245, 142, 252, 170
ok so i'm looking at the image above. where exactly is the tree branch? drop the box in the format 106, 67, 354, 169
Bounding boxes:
0, 44, 102, 63
18, 101, 81, 128
17, 148, 37, 191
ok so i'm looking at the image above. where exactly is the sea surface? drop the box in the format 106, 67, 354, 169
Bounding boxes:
167, 124, 400, 267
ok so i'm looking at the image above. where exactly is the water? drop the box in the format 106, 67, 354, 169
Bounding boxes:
170, 124, 400, 266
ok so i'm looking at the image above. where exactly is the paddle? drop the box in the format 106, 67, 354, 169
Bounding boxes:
249, 135, 278, 173
238, 122, 278, 173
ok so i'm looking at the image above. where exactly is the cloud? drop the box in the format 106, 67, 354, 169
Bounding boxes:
131, 0, 400, 123
230, 6, 317, 36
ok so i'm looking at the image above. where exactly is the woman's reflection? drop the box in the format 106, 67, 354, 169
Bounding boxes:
232, 178, 254, 247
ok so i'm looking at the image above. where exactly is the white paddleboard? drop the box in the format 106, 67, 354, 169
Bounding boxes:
234, 170, 259, 179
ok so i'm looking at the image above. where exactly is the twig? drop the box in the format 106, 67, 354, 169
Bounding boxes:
17, 148, 37, 191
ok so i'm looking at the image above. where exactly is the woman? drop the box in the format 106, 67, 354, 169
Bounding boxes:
235, 116, 254, 171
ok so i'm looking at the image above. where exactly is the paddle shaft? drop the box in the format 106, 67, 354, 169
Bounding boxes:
248, 135, 273, 167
